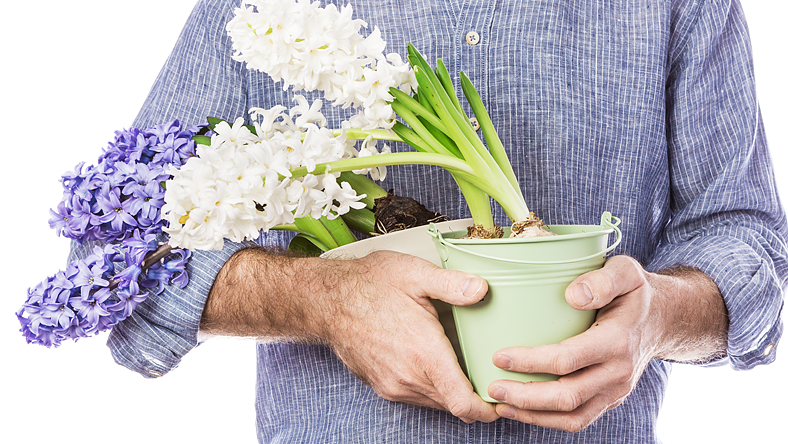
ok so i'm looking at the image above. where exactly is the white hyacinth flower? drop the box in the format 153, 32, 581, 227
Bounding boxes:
226, 0, 415, 130
163, 97, 377, 250
352, 135, 390, 181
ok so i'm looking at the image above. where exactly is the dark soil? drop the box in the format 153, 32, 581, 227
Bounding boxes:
372, 190, 450, 235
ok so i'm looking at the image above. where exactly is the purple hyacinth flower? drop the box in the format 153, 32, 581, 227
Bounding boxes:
60, 162, 87, 185
164, 249, 191, 288
72, 259, 110, 300
96, 185, 138, 235
107, 288, 148, 320
113, 161, 139, 185
123, 229, 160, 265
67, 196, 98, 241
39, 286, 76, 331
48, 201, 72, 238
18, 298, 44, 337
70, 287, 112, 334
51, 269, 75, 291
127, 183, 165, 222
141, 263, 170, 294
27, 119, 199, 347
61, 322, 89, 342
146, 120, 181, 142
72, 168, 105, 203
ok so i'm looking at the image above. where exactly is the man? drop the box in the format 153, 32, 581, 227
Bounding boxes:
82, 0, 786, 441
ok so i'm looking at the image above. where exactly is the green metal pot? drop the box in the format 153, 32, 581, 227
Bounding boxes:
428, 212, 622, 402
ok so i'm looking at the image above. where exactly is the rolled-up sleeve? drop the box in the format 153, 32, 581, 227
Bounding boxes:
646, 0, 787, 369
105, 241, 246, 378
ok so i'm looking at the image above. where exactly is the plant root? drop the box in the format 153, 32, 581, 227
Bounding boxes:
465, 223, 504, 239
509, 213, 556, 238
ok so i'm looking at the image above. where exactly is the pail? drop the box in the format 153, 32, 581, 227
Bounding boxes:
428, 212, 621, 402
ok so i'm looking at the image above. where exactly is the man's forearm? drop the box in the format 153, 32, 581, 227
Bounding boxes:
649, 265, 729, 363
200, 246, 343, 340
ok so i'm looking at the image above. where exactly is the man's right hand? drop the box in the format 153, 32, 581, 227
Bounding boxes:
202, 247, 499, 423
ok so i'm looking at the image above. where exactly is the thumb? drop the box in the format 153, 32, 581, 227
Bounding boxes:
423, 268, 488, 306
565, 255, 645, 310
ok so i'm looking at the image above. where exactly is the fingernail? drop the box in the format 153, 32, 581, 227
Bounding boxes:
488, 385, 507, 402
493, 353, 512, 370
571, 283, 593, 307
462, 277, 483, 298
498, 405, 516, 419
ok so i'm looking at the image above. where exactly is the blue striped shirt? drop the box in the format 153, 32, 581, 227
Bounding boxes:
72, 0, 787, 442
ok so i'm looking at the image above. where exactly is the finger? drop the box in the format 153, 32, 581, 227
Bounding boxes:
426, 353, 499, 422
487, 364, 623, 412
565, 255, 646, 310
374, 251, 488, 306
495, 392, 617, 433
417, 265, 488, 306
436, 380, 499, 423
492, 324, 618, 375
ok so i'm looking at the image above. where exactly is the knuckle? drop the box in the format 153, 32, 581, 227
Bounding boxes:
552, 348, 583, 375
616, 255, 647, 284
447, 399, 474, 419
613, 364, 636, 385
411, 349, 437, 375
377, 379, 409, 402
596, 268, 618, 298
611, 254, 637, 269
555, 390, 584, 412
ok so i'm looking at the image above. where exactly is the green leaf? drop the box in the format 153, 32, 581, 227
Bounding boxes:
406, 44, 529, 221
460, 72, 525, 205
406, 45, 491, 175
435, 59, 463, 112
293, 214, 357, 248
292, 152, 475, 180
288, 234, 328, 256
192, 135, 211, 146
340, 207, 376, 235
390, 123, 434, 154
391, 97, 463, 159
390, 100, 456, 157
389, 88, 449, 135
206, 116, 224, 131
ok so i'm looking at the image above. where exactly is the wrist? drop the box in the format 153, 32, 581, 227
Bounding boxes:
648, 266, 728, 363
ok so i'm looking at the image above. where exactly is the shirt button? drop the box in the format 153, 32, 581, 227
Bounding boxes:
762, 343, 775, 357
146, 369, 163, 378
469, 117, 480, 131
465, 31, 481, 45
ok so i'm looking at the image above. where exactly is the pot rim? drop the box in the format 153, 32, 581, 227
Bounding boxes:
438, 223, 616, 245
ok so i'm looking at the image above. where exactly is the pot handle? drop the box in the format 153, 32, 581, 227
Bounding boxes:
428, 212, 622, 265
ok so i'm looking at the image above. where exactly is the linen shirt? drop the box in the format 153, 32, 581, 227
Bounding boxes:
73, 0, 787, 442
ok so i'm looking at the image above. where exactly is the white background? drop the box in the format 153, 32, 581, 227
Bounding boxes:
1, 1, 784, 442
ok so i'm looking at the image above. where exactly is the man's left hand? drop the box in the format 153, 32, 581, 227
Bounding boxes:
486, 255, 727, 432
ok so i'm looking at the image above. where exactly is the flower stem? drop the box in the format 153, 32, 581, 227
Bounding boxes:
104, 243, 174, 292
140, 243, 174, 270
334, 128, 401, 141
290, 152, 475, 179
